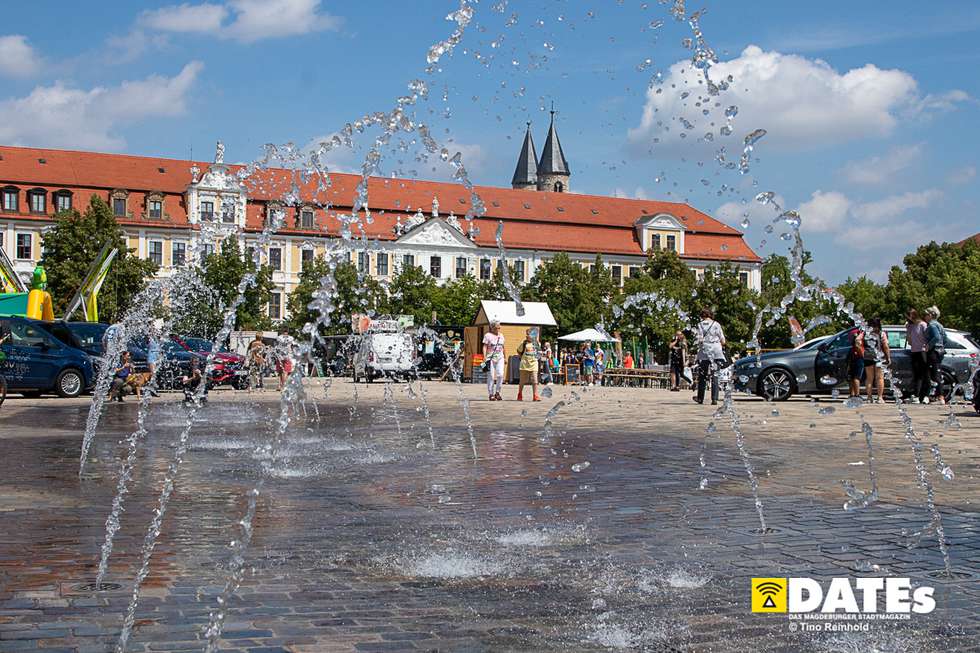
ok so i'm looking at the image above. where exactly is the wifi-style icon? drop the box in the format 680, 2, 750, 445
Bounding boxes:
751, 577, 787, 612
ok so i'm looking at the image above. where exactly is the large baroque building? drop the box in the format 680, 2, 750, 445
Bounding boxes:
0, 124, 760, 321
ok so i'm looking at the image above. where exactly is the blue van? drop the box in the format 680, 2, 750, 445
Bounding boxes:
0, 316, 94, 398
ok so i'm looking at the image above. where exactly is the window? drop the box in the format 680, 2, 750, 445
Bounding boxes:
377, 252, 389, 276
455, 256, 468, 278
300, 209, 314, 229
54, 191, 72, 213
15, 233, 32, 260
651, 234, 661, 251
666, 235, 676, 252
222, 201, 236, 223
480, 257, 491, 280
28, 190, 45, 214
402, 253, 415, 270
612, 265, 622, 285
200, 200, 214, 221
268, 247, 282, 271
357, 251, 369, 274
245, 246, 256, 264
738, 271, 749, 288
113, 197, 127, 217
5, 319, 51, 347
629, 266, 641, 279
514, 260, 525, 281
2, 187, 18, 212
268, 292, 282, 320
554, 181, 564, 193
202, 243, 215, 258
148, 199, 163, 219
148, 241, 163, 266
885, 330, 907, 350
430, 255, 442, 278
301, 248, 314, 269
172, 242, 186, 268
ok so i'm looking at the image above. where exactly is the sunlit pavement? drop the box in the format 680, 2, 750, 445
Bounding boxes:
1, 381, 978, 652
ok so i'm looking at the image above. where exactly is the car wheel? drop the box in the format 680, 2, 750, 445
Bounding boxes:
759, 368, 795, 401
56, 368, 84, 398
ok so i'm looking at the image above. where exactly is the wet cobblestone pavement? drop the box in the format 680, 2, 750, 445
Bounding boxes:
1, 381, 979, 652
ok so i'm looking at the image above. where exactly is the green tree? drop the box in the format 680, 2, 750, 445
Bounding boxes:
523, 252, 595, 335
692, 263, 758, 353
386, 262, 439, 325
177, 237, 274, 336
40, 195, 157, 323
433, 274, 484, 325
285, 257, 384, 335
836, 276, 890, 323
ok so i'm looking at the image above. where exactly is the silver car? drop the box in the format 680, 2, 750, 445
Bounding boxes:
733, 325, 978, 401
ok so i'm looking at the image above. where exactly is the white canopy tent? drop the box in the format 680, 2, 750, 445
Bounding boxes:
557, 328, 619, 343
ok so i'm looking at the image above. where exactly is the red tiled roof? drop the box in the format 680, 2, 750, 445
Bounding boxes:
0, 144, 760, 262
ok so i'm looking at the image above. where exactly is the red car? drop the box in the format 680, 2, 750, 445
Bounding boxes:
171, 336, 247, 389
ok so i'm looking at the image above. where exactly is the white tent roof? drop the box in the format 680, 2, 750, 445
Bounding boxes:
558, 327, 620, 342
475, 300, 557, 326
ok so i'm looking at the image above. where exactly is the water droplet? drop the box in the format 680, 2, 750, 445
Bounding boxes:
541, 387, 553, 398
818, 406, 836, 416
571, 461, 591, 473
724, 105, 738, 118
796, 374, 808, 383
820, 375, 837, 385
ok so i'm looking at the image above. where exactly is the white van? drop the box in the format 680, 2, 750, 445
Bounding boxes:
353, 331, 416, 382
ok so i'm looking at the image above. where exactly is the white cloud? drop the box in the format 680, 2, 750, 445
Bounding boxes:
851, 190, 941, 222
136, 0, 341, 43
0, 35, 42, 77
947, 165, 976, 185
614, 187, 649, 200
0, 62, 203, 151
629, 45, 970, 154
715, 193, 786, 228
793, 188, 948, 251
140, 3, 228, 33
840, 144, 922, 185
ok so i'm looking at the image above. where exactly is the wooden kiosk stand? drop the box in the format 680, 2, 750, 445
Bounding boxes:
463, 300, 557, 382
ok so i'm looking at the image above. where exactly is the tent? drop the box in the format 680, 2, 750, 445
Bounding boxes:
558, 327, 620, 343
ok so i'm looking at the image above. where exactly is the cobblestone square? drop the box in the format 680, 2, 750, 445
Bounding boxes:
1, 382, 978, 652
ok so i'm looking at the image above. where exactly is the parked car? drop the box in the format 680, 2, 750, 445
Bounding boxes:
59, 321, 150, 374
171, 336, 247, 389
733, 325, 978, 401
0, 316, 94, 397
353, 331, 416, 382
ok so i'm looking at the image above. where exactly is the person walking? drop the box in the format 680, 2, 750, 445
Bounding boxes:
923, 306, 947, 405
482, 321, 505, 401
516, 329, 541, 401
847, 326, 866, 399
668, 331, 688, 391
694, 309, 726, 405
863, 318, 891, 403
905, 309, 928, 403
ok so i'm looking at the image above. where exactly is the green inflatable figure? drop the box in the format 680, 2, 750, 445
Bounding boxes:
31, 265, 47, 291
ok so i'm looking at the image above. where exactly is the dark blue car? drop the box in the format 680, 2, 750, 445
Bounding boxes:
0, 316, 94, 398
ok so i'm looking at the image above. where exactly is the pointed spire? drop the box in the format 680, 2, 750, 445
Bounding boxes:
511, 121, 538, 189
537, 108, 570, 177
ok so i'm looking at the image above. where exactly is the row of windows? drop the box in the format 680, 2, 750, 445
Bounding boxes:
2, 187, 74, 215
650, 234, 677, 252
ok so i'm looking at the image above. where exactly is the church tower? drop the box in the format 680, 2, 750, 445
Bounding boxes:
510, 122, 538, 191
536, 109, 570, 193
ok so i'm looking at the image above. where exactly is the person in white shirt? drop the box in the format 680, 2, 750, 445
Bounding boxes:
482, 321, 506, 401
694, 309, 726, 405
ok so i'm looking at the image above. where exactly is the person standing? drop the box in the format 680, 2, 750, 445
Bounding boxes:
905, 309, 928, 403
863, 318, 891, 403
668, 331, 688, 392
847, 326, 866, 399
694, 309, 726, 405
482, 321, 505, 401
623, 351, 634, 369
923, 306, 947, 405
247, 334, 265, 390
594, 345, 606, 386
516, 329, 541, 401
581, 341, 595, 386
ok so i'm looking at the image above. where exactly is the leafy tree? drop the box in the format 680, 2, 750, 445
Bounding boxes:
587, 254, 620, 327
692, 263, 757, 354
285, 257, 384, 335
40, 195, 157, 323
523, 252, 596, 335
179, 236, 274, 336
433, 274, 484, 325
836, 276, 890, 323
385, 262, 439, 325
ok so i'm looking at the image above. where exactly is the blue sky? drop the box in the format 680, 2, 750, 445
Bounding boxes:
1, 0, 977, 283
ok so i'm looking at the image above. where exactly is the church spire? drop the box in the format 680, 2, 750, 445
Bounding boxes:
511, 121, 538, 190
536, 107, 570, 192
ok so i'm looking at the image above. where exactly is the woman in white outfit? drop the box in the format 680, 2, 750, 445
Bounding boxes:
483, 321, 506, 401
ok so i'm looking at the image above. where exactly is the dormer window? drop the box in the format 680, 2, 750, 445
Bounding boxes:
149, 200, 162, 219
27, 189, 46, 214
651, 234, 661, 251
54, 190, 72, 213
110, 189, 129, 218
299, 208, 314, 229
666, 235, 676, 252
266, 202, 283, 227
2, 186, 18, 212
